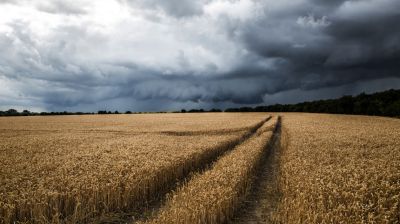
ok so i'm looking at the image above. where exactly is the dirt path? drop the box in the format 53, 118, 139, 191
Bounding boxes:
231, 117, 282, 224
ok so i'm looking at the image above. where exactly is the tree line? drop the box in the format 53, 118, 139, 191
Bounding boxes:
1, 89, 399, 117
224, 89, 400, 117
0, 110, 96, 116
0, 110, 167, 116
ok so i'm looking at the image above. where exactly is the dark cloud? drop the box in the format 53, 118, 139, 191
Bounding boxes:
236, 0, 400, 97
0, 0, 400, 112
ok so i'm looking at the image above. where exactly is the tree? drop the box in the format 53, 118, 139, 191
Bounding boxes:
6, 109, 18, 115
21, 110, 31, 115
384, 100, 400, 117
209, 108, 222, 112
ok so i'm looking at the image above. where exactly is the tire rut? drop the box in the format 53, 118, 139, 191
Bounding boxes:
231, 116, 282, 224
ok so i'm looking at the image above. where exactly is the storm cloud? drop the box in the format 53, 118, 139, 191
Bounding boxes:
0, 0, 399, 111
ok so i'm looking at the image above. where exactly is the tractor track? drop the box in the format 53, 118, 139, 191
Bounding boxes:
231, 116, 283, 224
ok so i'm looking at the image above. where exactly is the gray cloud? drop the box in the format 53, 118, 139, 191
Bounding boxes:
36, 1, 87, 15
0, 0, 19, 5
238, 0, 400, 94
0, 0, 399, 112
121, 0, 206, 18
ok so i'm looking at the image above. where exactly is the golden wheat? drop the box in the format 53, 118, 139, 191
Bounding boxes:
0, 113, 267, 133
0, 113, 268, 223
273, 113, 400, 223
143, 116, 278, 224
3, 113, 397, 224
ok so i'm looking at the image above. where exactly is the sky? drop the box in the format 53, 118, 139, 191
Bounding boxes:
0, 0, 399, 112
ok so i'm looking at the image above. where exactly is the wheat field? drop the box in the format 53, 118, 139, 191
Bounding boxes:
1, 113, 399, 223
0, 113, 268, 223
273, 113, 400, 223
142, 116, 279, 224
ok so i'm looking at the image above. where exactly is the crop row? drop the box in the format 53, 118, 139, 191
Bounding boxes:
143, 116, 279, 224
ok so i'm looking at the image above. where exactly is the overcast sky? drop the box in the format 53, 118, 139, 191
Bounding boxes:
0, 0, 399, 112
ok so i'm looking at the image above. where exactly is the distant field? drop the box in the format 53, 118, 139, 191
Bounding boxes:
1, 113, 399, 223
